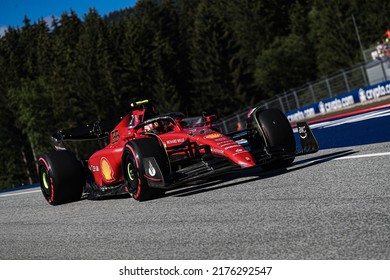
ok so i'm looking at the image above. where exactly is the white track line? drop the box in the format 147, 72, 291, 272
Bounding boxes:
0, 189, 41, 198
296, 152, 390, 166
334, 152, 390, 160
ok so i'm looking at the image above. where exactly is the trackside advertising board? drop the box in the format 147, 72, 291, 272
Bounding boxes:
286, 80, 390, 122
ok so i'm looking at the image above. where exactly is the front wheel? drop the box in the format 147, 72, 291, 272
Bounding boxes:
38, 150, 85, 205
249, 108, 296, 170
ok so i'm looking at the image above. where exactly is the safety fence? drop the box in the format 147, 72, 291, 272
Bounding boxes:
217, 57, 390, 134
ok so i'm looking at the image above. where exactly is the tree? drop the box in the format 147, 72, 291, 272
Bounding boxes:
76, 8, 116, 121
121, 0, 160, 102
119, 0, 183, 113
223, 0, 287, 55
150, 0, 183, 112
0, 96, 34, 187
348, 1, 390, 52
50, 11, 84, 128
106, 10, 131, 113
0, 40, 35, 188
7, 78, 55, 162
255, 34, 314, 96
309, 0, 359, 76
190, 1, 249, 116
35, 19, 53, 77
255, 0, 316, 96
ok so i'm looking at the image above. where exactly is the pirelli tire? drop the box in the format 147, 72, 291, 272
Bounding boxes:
251, 108, 296, 170
122, 137, 169, 201
38, 150, 85, 205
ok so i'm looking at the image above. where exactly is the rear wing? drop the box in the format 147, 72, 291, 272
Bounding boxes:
51, 117, 123, 149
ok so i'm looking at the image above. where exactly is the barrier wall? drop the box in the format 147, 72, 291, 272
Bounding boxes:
286, 80, 390, 123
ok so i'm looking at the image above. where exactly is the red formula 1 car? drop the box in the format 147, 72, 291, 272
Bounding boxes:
38, 100, 319, 205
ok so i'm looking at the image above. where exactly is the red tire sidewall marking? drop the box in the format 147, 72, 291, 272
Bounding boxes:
125, 144, 142, 199
39, 157, 55, 203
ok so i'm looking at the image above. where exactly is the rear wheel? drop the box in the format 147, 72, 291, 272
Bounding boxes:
123, 137, 168, 201
249, 108, 296, 170
38, 150, 85, 205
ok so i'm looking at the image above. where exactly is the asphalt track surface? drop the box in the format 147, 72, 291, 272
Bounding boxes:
1, 105, 390, 260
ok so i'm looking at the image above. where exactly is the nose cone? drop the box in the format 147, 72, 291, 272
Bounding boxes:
202, 134, 256, 168
234, 153, 256, 168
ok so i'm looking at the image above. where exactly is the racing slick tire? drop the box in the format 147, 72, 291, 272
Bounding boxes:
250, 108, 296, 170
122, 137, 169, 201
38, 150, 85, 205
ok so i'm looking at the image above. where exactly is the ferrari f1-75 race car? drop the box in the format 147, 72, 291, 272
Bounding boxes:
38, 100, 319, 205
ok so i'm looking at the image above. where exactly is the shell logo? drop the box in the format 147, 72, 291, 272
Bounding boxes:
101, 157, 115, 182
205, 133, 222, 139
